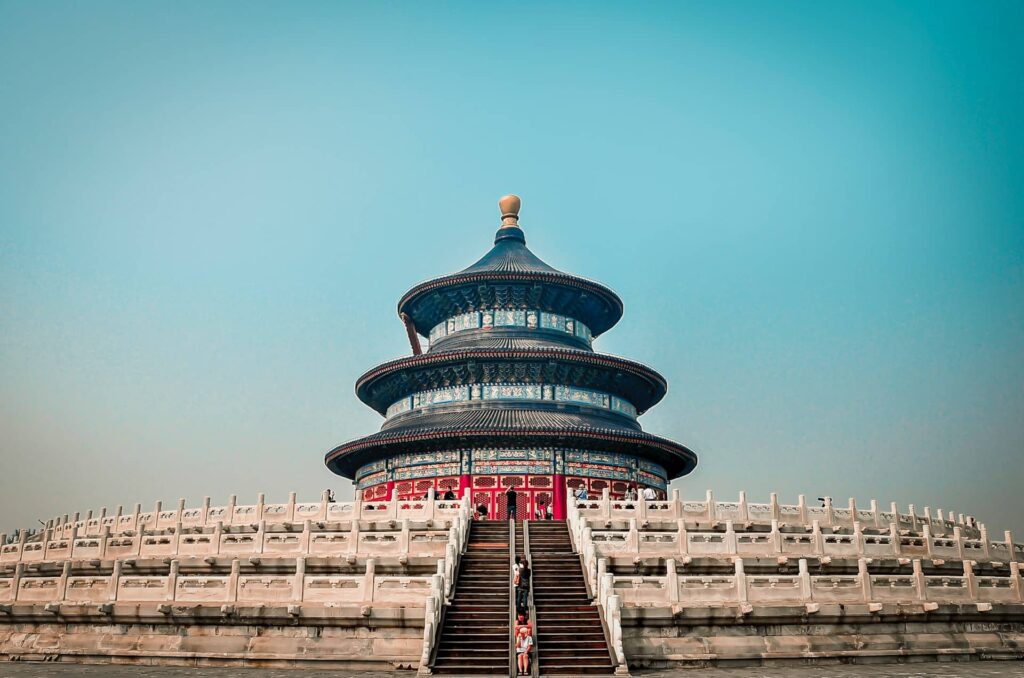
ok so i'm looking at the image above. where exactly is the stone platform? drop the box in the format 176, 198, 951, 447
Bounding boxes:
0, 660, 1023, 677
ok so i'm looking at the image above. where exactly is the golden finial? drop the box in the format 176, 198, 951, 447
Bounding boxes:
499, 194, 521, 227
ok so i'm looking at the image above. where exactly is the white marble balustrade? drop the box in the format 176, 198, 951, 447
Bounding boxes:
572, 489, 981, 539
19, 490, 470, 543
594, 557, 1024, 609
583, 518, 1020, 564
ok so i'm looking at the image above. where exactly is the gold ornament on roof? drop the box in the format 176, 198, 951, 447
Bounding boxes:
499, 194, 521, 227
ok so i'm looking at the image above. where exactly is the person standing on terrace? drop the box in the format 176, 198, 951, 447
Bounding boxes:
506, 485, 518, 521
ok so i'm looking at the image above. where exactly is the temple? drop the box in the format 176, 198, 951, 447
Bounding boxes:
325, 195, 697, 519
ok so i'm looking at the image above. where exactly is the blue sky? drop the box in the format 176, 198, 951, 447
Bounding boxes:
1, 1, 1021, 535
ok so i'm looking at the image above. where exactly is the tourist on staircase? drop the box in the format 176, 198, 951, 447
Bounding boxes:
516, 624, 534, 676
515, 559, 531, 614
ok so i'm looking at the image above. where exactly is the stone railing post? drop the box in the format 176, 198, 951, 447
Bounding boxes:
176, 498, 185, 524
734, 558, 747, 603
287, 492, 297, 522
349, 519, 360, 555
400, 519, 411, 553
11, 563, 25, 602
444, 543, 456, 598
725, 520, 737, 555
979, 526, 992, 561
798, 559, 811, 601
769, 493, 779, 522
671, 489, 681, 518
635, 489, 647, 520
256, 493, 266, 522
319, 489, 331, 522
108, 560, 121, 601
706, 490, 716, 523
99, 525, 110, 559
889, 502, 899, 528
853, 521, 864, 557
364, 558, 376, 603
167, 560, 179, 601
823, 497, 835, 527
963, 560, 978, 601
738, 491, 749, 523
16, 531, 28, 562
908, 504, 919, 533
300, 520, 312, 553
870, 499, 880, 528
923, 506, 932, 532
56, 561, 71, 602
770, 519, 782, 555
1010, 562, 1023, 603
811, 520, 824, 556
201, 496, 211, 526
797, 494, 807, 525
150, 503, 160, 530
858, 558, 872, 603
664, 558, 679, 603
256, 520, 266, 554
227, 559, 239, 603
627, 519, 639, 553
600, 572, 613, 609
130, 503, 141, 533
213, 521, 223, 555
226, 494, 237, 526
173, 522, 183, 556
419, 595, 437, 673
1006, 531, 1016, 563
677, 519, 688, 557
889, 523, 901, 556
953, 526, 965, 560
293, 557, 305, 602
607, 594, 628, 670
847, 498, 857, 525
923, 525, 933, 558
913, 559, 926, 601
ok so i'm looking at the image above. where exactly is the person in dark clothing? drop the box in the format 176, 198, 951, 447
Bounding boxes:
442, 488, 456, 500
515, 560, 531, 611
506, 486, 518, 521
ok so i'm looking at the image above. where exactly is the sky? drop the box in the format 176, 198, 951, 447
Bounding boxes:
0, 1, 1021, 536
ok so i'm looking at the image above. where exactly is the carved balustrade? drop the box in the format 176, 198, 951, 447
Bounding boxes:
592, 556, 1023, 609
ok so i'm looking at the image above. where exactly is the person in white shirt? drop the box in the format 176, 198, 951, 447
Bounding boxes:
642, 486, 657, 501
516, 625, 533, 675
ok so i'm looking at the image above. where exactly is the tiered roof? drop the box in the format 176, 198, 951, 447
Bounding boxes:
325, 195, 697, 480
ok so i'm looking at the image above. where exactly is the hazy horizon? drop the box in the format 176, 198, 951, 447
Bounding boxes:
1, 1, 1021, 536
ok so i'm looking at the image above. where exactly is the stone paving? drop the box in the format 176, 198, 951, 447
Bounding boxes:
0, 662, 1022, 678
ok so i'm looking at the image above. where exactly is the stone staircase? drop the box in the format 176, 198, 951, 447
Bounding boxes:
528, 521, 616, 675
431, 520, 512, 675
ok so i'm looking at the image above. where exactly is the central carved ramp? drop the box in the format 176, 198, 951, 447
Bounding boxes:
431, 520, 511, 675
529, 521, 615, 675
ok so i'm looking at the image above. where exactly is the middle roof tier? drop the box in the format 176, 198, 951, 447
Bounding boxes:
355, 347, 669, 417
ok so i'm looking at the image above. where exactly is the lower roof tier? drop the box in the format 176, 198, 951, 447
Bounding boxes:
324, 406, 697, 480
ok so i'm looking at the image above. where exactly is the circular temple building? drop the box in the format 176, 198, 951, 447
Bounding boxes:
325, 195, 697, 519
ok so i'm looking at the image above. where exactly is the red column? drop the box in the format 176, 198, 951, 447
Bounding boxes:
385, 480, 396, 501
457, 474, 472, 501
552, 474, 567, 520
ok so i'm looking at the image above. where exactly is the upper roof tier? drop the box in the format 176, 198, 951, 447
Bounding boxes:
397, 195, 624, 341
